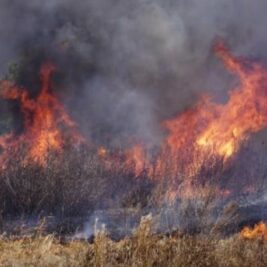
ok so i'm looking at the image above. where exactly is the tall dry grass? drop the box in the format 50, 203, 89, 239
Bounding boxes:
0, 146, 153, 219
0, 216, 266, 267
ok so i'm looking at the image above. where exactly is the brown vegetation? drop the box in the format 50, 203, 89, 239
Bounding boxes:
0, 147, 153, 218
0, 216, 266, 267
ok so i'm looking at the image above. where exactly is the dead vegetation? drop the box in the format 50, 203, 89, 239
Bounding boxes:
0, 146, 153, 219
0, 216, 266, 267
0, 146, 266, 266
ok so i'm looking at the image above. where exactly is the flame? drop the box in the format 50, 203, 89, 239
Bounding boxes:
241, 222, 267, 240
0, 62, 85, 167
97, 146, 108, 157
164, 42, 267, 162
124, 41, 267, 198
1, 41, 267, 202
125, 145, 147, 176
196, 42, 267, 158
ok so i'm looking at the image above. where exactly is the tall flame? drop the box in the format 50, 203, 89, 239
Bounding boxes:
124, 41, 267, 198
0, 62, 85, 167
1, 41, 267, 201
164, 41, 267, 163
196, 42, 267, 158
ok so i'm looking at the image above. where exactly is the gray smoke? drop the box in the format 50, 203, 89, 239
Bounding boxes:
1, 0, 267, 148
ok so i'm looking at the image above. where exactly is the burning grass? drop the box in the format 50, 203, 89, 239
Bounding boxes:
0, 218, 267, 267
0, 40, 267, 265
0, 144, 265, 238
0, 41, 267, 204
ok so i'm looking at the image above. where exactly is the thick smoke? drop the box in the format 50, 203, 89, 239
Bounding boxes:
1, 0, 267, 147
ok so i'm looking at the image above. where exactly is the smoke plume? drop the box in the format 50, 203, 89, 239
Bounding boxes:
1, 0, 267, 148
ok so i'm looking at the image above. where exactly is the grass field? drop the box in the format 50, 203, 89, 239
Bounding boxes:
0, 217, 266, 267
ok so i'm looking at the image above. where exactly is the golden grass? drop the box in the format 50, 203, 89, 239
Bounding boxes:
0, 217, 267, 267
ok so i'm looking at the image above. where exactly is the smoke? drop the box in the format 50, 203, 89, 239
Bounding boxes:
1, 0, 267, 147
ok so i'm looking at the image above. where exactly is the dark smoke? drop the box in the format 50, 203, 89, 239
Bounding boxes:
1, 0, 267, 147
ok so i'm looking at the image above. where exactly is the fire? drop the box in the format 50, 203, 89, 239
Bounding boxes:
0, 62, 85, 167
241, 222, 267, 240
196, 42, 267, 158
124, 41, 267, 198
97, 146, 108, 157
1, 41, 267, 201
164, 41, 267, 163
125, 145, 147, 176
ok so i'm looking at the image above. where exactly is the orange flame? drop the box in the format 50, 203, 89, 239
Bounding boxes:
163, 42, 267, 163
196, 42, 267, 158
125, 145, 147, 176
124, 41, 267, 198
241, 222, 267, 240
1, 41, 267, 202
0, 62, 85, 167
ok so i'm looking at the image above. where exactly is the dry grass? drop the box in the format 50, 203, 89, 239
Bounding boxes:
0, 147, 153, 218
0, 216, 266, 267
0, 147, 266, 266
